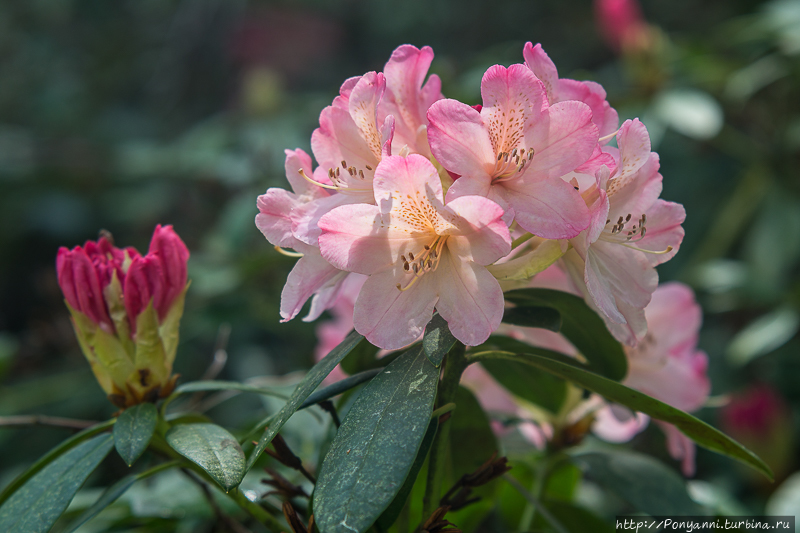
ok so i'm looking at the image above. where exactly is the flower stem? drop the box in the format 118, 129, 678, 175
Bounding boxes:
422, 342, 468, 518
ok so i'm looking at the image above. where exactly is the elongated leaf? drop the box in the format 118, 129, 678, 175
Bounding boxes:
0, 434, 113, 533
246, 329, 365, 471
480, 358, 566, 414
114, 403, 158, 466
166, 423, 245, 492
314, 345, 439, 533
504, 288, 627, 380
300, 368, 382, 409
536, 500, 614, 533
501, 306, 561, 331
472, 350, 773, 480
174, 380, 289, 398
64, 460, 180, 532
340, 338, 381, 375
376, 418, 438, 531
487, 238, 566, 281
574, 451, 703, 515
423, 314, 457, 367
0, 419, 115, 507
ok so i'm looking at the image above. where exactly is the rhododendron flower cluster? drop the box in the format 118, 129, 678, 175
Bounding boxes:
56, 225, 189, 407
256, 42, 685, 351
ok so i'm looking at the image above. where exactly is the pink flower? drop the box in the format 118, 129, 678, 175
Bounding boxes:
310, 71, 395, 205
621, 282, 710, 476
56, 225, 189, 407
427, 63, 598, 240
318, 154, 511, 349
378, 45, 444, 158
594, 0, 649, 53
523, 42, 619, 141
562, 119, 685, 345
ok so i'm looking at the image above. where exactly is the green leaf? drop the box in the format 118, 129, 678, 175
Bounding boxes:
300, 368, 382, 409
166, 423, 245, 492
0, 434, 113, 533
0, 419, 116, 507
535, 500, 614, 533
501, 305, 561, 331
174, 380, 290, 398
487, 238, 566, 281
446, 387, 500, 532
340, 338, 381, 375
246, 329, 365, 471
480, 358, 566, 414
114, 403, 158, 466
423, 314, 457, 367
63, 460, 180, 533
314, 345, 439, 533
575, 451, 703, 515
472, 350, 773, 480
504, 288, 627, 380
376, 417, 439, 532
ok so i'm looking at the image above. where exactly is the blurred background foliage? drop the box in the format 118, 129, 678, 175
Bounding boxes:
1, 0, 800, 530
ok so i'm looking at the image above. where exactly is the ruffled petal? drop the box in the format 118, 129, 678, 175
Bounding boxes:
503, 176, 590, 239
279, 247, 343, 322
435, 252, 504, 346
444, 195, 511, 265
427, 99, 496, 179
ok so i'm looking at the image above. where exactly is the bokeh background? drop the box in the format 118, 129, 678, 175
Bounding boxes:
1, 0, 800, 530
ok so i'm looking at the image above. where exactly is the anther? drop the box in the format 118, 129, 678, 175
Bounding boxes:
359, 170, 364, 179
408, 252, 414, 260
617, 216, 624, 225
626, 214, 632, 222
335, 167, 340, 177
423, 244, 430, 250
413, 264, 419, 273
341, 161, 347, 169
365, 164, 372, 171
497, 153, 504, 161
401, 255, 407, 262
403, 262, 410, 271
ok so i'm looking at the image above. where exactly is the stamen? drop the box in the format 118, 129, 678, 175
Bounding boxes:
626, 214, 632, 222
341, 160, 347, 169
598, 127, 621, 143
408, 252, 414, 260
299, 168, 340, 190
274, 246, 304, 258
365, 164, 372, 170
620, 244, 673, 255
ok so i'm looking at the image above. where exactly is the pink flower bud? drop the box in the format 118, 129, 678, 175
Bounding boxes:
594, 0, 648, 52
147, 224, 189, 320
56, 246, 112, 329
123, 255, 165, 326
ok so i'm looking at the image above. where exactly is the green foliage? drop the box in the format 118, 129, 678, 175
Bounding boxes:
423, 314, 458, 367
314, 345, 439, 533
0, 434, 113, 533
472, 350, 773, 480
246, 329, 365, 471
114, 403, 158, 466
503, 289, 628, 380
480, 358, 567, 414
165, 423, 245, 492
575, 451, 703, 515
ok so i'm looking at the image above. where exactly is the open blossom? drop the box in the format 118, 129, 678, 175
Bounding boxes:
523, 42, 619, 142
427, 63, 597, 239
318, 154, 511, 349
378, 44, 444, 158
561, 118, 685, 345
56, 225, 189, 407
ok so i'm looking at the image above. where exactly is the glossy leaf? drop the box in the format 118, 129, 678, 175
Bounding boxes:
114, 403, 158, 466
0, 420, 115, 507
504, 288, 627, 380
173, 380, 289, 399
166, 423, 245, 492
246, 329, 364, 471
480, 358, 566, 414
63, 460, 180, 533
300, 368, 382, 409
314, 345, 439, 533
472, 350, 773, 480
0, 434, 114, 533
423, 314, 457, 367
575, 451, 703, 515
340, 338, 381, 375
376, 417, 439, 531
501, 305, 561, 331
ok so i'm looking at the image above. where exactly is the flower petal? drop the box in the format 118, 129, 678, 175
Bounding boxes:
525, 100, 598, 180
503, 176, 590, 239
353, 264, 437, 350
427, 99, 495, 178
435, 252, 504, 346
444, 195, 511, 265
256, 188, 302, 248
279, 247, 343, 322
